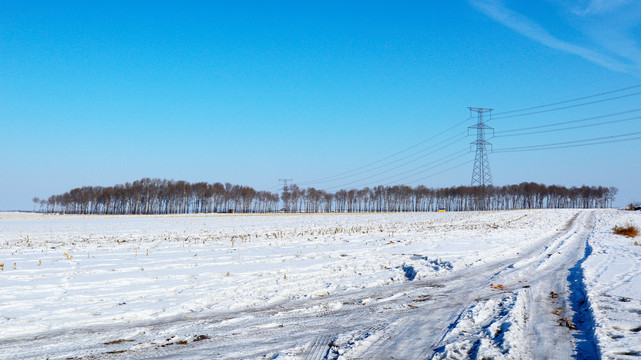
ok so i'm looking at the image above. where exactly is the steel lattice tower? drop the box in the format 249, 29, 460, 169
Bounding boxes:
278, 179, 292, 193
468, 107, 494, 187
279, 179, 292, 212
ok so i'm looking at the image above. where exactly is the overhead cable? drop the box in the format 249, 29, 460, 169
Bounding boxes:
323, 148, 470, 191
492, 91, 641, 121
494, 116, 641, 138
495, 108, 641, 134
493, 83, 641, 116
493, 132, 641, 153
299, 132, 468, 187
296, 116, 472, 185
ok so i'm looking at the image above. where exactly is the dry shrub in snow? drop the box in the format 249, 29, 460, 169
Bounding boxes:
613, 224, 639, 238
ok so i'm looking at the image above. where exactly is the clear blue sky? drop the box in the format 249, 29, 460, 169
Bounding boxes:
1, 0, 640, 210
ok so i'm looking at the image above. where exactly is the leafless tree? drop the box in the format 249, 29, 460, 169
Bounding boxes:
41, 179, 616, 215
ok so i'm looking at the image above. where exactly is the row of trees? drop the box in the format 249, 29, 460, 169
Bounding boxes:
34, 178, 617, 215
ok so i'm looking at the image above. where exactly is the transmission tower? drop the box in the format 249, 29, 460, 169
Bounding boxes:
278, 179, 292, 212
468, 107, 494, 187
278, 179, 292, 193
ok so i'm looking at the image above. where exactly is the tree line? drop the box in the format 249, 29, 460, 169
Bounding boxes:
33, 178, 617, 215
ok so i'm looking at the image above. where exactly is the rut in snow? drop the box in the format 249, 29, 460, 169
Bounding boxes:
568, 237, 600, 359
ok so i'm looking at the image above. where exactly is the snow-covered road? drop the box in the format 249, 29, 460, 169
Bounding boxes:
1, 209, 639, 359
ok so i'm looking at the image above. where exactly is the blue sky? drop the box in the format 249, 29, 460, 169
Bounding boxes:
1, 0, 640, 210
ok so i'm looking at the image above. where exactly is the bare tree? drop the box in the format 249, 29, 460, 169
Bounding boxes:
42, 179, 616, 215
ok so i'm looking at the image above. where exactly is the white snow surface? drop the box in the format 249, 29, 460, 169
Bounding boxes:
0, 209, 639, 359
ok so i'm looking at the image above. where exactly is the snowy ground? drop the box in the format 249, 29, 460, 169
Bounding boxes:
0, 209, 639, 359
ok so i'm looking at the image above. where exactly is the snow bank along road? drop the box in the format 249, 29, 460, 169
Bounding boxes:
0, 209, 639, 359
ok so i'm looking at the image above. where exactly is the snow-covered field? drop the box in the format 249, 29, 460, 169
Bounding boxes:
0, 209, 639, 359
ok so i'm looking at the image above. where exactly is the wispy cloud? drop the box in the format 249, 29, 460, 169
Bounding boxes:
573, 0, 633, 16
470, 0, 641, 77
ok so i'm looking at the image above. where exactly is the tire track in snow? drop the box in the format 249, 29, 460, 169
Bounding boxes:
568, 236, 600, 360
128, 211, 590, 358
582, 210, 641, 358
334, 210, 591, 359
2, 210, 595, 360
428, 210, 596, 359
305, 334, 335, 360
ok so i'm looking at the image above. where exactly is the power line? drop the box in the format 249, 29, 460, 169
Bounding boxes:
495, 108, 641, 134
493, 83, 641, 116
321, 147, 469, 191
383, 151, 471, 186
375, 150, 469, 187
401, 158, 474, 185
328, 152, 472, 191
267, 185, 282, 192
493, 137, 641, 153
494, 116, 641, 138
296, 116, 472, 185
323, 148, 470, 191
299, 132, 468, 187
280, 83, 641, 192
493, 132, 641, 153
491, 91, 641, 121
